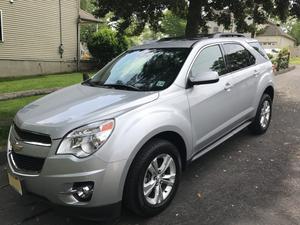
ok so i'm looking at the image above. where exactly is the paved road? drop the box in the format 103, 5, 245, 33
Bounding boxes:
1, 67, 300, 225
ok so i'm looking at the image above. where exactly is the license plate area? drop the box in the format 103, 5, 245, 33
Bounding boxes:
8, 173, 23, 195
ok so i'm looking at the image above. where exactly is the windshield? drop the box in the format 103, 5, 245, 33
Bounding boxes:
86, 48, 191, 91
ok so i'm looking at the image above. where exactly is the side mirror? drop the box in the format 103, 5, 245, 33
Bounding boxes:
83, 72, 90, 81
188, 71, 219, 86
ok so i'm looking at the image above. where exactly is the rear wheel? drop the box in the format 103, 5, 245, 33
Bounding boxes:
249, 93, 272, 135
123, 138, 181, 217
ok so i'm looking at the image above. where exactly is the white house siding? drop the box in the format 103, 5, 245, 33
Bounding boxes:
0, 0, 79, 77
61, 0, 78, 61
256, 36, 296, 49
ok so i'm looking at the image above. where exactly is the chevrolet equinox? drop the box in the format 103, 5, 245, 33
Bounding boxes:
7, 33, 274, 219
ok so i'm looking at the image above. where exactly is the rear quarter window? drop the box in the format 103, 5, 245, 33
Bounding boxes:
249, 42, 269, 59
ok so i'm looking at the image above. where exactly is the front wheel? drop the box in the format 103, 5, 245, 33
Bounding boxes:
123, 138, 181, 217
249, 93, 272, 135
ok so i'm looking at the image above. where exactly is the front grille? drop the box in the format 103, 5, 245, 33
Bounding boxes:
11, 151, 45, 172
13, 123, 52, 145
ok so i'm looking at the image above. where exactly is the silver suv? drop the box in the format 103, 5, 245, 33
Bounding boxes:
7, 34, 274, 219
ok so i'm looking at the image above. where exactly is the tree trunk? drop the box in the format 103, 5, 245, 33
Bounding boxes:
185, 0, 203, 38
251, 3, 259, 38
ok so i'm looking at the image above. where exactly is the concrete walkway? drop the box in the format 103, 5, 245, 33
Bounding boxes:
0, 88, 60, 101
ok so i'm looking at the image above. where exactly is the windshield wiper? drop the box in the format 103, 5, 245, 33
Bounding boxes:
102, 83, 141, 91
83, 80, 141, 91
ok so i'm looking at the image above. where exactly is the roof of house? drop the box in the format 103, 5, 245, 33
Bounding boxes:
79, 9, 102, 23
257, 22, 296, 42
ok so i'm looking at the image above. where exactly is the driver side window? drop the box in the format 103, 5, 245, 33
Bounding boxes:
191, 45, 226, 77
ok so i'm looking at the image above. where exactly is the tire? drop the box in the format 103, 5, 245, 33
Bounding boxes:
249, 93, 272, 135
123, 138, 182, 217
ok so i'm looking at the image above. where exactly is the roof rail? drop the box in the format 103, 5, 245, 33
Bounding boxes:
158, 34, 213, 42
212, 32, 246, 38
158, 33, 246, 42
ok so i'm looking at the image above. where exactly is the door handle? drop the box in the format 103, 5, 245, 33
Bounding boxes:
253, 70, 260, 77
224, 82, 232, 91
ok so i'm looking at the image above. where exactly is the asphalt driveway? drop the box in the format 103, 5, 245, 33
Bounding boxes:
0, 67, 300, 225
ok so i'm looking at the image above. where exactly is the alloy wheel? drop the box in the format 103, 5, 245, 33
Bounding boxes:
260, 100, 271, 128
143, 154, 176, 206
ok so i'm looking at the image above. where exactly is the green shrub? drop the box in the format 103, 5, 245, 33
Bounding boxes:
276, 48, 290, 71
278, 48, 289, 58
267, 53, 274, 59
87, 28, 129, 66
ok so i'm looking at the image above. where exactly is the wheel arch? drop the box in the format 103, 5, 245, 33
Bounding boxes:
263, 85, 275, 101
121, 130, 188, 200
146, 131, 187, 170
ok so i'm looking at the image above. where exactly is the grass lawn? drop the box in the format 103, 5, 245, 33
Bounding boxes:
0, 95, 43, 148
0, 72, 94, 94
0, 71, 95, 149
290, 57, 300, 65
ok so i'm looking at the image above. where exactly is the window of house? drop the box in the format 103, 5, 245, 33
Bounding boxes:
223, 43, 256, 72
0, 10, 3, 42
190, 45, 227, 76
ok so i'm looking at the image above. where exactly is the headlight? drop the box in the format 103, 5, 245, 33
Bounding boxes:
56, 120, 114, 158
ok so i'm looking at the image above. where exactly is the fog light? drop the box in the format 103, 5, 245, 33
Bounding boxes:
72, 182, 94, 202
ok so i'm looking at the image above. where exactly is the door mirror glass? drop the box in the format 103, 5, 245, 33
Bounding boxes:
189, 71, 219, 85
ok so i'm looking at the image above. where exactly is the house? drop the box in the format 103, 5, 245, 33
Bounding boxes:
0, 0, 100, 77
256, 22, 296, 49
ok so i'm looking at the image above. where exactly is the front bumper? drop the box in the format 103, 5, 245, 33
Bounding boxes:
7, 143, 127, 209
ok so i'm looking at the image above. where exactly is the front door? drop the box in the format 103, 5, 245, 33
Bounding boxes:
186, 44, 235, 152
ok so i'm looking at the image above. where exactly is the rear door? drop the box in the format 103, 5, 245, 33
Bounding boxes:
221, 43, 258, 125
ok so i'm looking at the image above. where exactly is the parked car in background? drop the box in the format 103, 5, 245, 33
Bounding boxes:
7, 33, 274, 220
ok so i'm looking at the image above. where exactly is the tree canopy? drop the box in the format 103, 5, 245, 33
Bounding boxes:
161, 11, 186, 37
289, 20, 300, 45
93, 0, 300, 38
80, 0, 95, 13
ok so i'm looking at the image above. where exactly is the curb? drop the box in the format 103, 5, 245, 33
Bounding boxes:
275, 66, 296, 75
0, 88, 60, 101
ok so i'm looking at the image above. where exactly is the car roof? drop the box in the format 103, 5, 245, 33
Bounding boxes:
129, 33, 259, 50
129, 39, 203, 50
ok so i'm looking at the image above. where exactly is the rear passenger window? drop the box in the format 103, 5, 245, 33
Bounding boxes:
223, 44, 256, 72
191, 45, 226, 76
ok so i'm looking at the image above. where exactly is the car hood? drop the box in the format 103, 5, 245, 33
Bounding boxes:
14, 84, 159, 139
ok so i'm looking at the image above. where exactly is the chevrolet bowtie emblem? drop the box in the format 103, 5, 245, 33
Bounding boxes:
12, 141, 24, 152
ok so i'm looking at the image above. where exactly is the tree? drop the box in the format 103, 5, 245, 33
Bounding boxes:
80, 0, 95, 13
289, 21, 300, 45
161, 11, 186, 37
87, 28, 128, 66
93, 0, 300, 38
291, 0, 300, 18
80, 0, 97, 43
